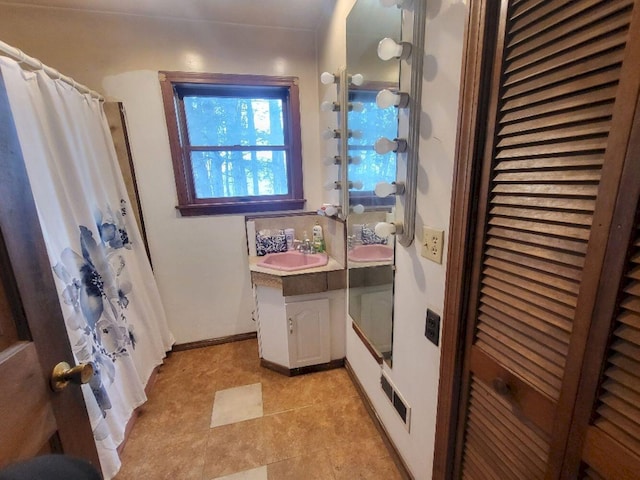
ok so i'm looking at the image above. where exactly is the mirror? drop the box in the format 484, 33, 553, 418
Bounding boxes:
346, 0, 402, 366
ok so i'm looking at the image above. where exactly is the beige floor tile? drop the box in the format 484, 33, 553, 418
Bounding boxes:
262, 405, 327, 463
213, 465, 268, 480
203, 417, 269, 479
267, 449, 335, 480
211, 383, 263, 427
115, 429, 207, 480
327, 436, 402, 480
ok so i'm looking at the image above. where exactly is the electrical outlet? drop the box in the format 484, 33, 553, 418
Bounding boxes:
421, 226, 444, 264
425, 309, 441, 346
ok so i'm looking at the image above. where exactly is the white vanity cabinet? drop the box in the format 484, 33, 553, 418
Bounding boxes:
255, 284, 345, 374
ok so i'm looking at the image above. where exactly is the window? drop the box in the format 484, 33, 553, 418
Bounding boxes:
347, 87, 398, 207
159, 72, 305, 215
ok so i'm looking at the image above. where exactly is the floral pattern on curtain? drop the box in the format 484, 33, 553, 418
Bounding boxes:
0, 57, 174, 479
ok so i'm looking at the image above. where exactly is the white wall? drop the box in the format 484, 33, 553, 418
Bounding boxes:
317, 1, 468, 478
0, 5, 325, 344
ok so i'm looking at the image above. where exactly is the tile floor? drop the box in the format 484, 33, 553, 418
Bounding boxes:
115, 339, 403, 480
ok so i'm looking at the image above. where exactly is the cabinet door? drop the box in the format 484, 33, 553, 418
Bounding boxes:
286, 298, 330, 369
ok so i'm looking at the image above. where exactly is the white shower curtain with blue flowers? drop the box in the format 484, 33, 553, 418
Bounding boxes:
0, 57, 174, 479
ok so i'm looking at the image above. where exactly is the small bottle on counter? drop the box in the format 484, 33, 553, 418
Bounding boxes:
312, 222, 325, 253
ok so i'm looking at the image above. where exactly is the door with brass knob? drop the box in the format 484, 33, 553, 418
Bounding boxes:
51, 362, 94, 392
0, 77, 98, 470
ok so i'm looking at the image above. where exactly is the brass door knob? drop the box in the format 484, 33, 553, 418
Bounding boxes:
51, 361, 94, 392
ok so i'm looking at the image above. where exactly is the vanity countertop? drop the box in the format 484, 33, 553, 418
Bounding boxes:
249, 254, 346, 296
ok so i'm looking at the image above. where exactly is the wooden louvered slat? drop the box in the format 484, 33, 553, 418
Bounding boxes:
486, 237, 586, 268
497, 137, 608, 159
491, 195, 596, 214
601, 380, 640, 413
481, 286, 572, 332
484, 256, 580, 295
491, 183, 599, 198
582, 465, 606, 480
479, 313, 566, 370
488, 226, 588, 256
507, 13, 631, 75
471, 380, 550, 458
493, 154, 604, 171
493, 169, 602, 183
499, 104, 613, 135
479, 303, 568, 355
484, 263, 578, 306
594, 409, 640, 453
485, 246, 583, 281
501, 87, 617, 123
599, 393, 640, 428
489, 207, 593, 229
482, 275, 574, 320
481, 296, 571, 345
509, 0, 587, 35
460, 376, 550, 479
508, 0, 633, 60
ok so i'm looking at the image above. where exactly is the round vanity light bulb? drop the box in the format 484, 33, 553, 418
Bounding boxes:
350, 73, 364, 86
350, 180, 364, 190
320, 71, 336, 84
377, 37, 410, 61
375, 182, 397, 198
351, 204, 365, 214
324, 205, 339, 217
376, 89, 401, 108
375, 221, 403, 237
375, 137, 408, 154
322, 129, 340, 140
349, 155, 362, 165
375, 137, 397, 154
324, 181, 341, 190
321, 101, 339, 112
349, 101, 364, 112
323, 155, 341, 166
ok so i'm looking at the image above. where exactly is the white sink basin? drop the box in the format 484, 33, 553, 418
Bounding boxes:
257, 251, 329, 271
348, 244, 394, 262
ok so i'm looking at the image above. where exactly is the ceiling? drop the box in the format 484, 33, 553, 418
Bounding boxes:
1, 0, 337, 30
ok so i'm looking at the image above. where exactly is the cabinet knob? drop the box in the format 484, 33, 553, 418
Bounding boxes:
492, 377, 511, 397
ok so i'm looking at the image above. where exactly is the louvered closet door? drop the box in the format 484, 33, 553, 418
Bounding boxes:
580, 214, 640, 478
456, 1, 638, 478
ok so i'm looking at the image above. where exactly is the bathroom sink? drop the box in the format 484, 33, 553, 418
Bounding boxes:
257, 251, 329, 272
348, 244, 394, 262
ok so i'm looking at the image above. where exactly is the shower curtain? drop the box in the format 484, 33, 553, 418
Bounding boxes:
0, 57, 174, 479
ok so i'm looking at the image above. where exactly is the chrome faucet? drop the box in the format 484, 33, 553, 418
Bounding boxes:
296, 238, 316, 254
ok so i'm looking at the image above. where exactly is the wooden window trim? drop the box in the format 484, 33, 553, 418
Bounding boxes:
159, 71, 305, 216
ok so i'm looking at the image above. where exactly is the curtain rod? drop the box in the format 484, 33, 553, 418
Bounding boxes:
0, 40, 104, 101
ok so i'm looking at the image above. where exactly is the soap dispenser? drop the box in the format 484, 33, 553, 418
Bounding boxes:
312, 222, 325, 253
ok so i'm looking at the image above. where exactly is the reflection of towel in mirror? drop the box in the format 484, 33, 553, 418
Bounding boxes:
0, 455, 101, 480
361, 225, 388, 245
256, 233, 288, 256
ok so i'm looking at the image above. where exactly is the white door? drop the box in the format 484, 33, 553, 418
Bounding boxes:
285, 298, 330, 368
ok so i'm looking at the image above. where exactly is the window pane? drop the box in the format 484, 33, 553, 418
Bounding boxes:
347, 94, 398, 191
183, 96, 285, 147
191, 150, 289, 199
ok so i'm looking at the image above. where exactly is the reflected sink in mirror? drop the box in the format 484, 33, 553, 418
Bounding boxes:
257, 251, 329, 272
349, 244, 394, 263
